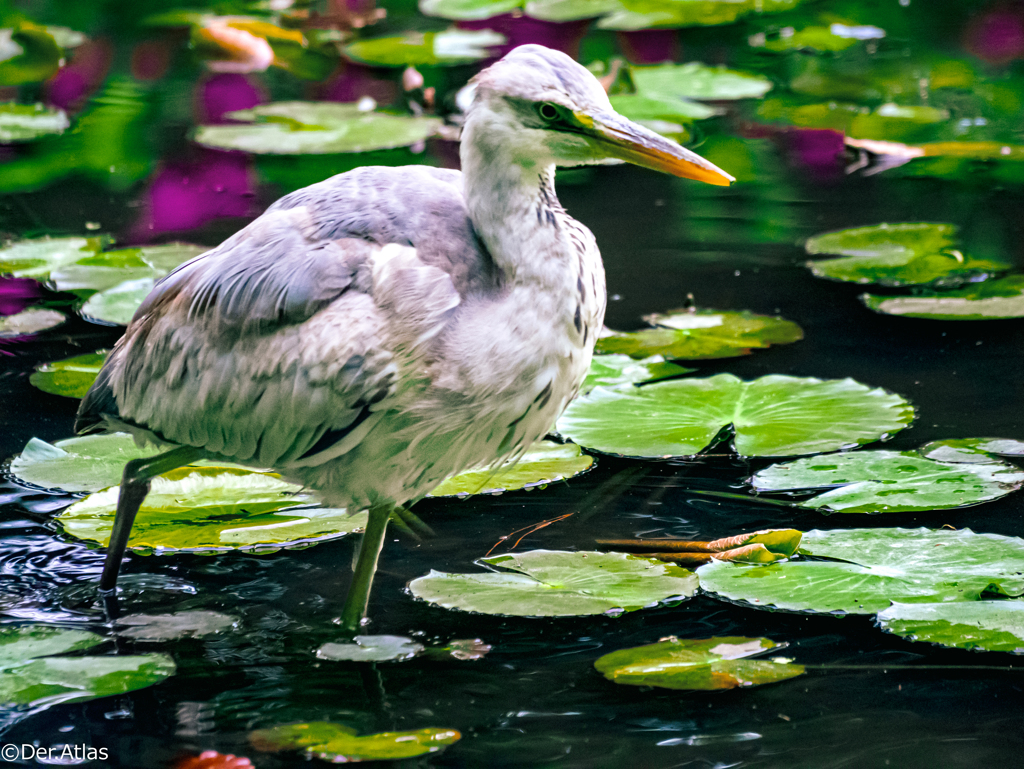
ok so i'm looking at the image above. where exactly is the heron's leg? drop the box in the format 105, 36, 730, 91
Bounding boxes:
338, 502, 392, 637
391, 505, 435, 539
99, 445, 206, 593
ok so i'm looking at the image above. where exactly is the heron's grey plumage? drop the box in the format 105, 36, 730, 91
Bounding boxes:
77, 44, 731, 572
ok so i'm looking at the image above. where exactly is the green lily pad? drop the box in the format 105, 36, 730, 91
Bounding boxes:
861, 275, 1024, 320
0, 626, 104, 665
526, 0, 630, 22
194, 102, 442, 155
0, 23, 62, 85
582, 353, 693, 392
594, 636, 805, 690
10, 433, 164, 493
427, 440, 593, 497
115, 611, 238, 641
409, 550, 698, 617
754, 23, 885, 53
750, 447, 1024, 514
920, 438, 1024, 462
697, 528, 1024, 615
29, 350, 108, 399
251, 721, 460, 762
51, 243, 206, 293
419, 0, 523, 21
57, 467, 369, 554
757, 98, 949, 142
316, 635, 425, 662
345, 29, 504, 67
80, 277, 153, 325
805, 223, 1010, 288
0, 653, 175, 708
630, 62, 773, 101
557, 374, 913, 459
0, 307, 65, 337
596, 0, 812, 30
609, 93, 719, 124
0, 102, 68, 143
597, 308, 803, 360
876, 601, 1024, 654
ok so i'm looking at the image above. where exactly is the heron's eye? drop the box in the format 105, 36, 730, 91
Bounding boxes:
537, 102, 561, 123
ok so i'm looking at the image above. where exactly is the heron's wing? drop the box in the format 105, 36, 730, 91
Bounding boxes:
76, 166, 492, 468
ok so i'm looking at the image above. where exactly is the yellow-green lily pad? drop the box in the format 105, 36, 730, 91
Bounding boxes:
861, 275, 1024, 320
250, 721, 461, 762
29, 350, 108, 399
0, 102, 69, 143
876, 601, 1024, 654
345, 29, 505, 67
427, 440, 593, 497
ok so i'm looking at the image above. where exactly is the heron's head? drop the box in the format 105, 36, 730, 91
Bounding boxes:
467, 44, 733, 186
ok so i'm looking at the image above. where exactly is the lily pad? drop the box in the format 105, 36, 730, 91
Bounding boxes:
10, 433, 164, 493
876, 601, 1024, 654
597, 308, 803, 360
0, 653, 176, 708
805, 223, 1010, 287
194, 102, 442, 155
408, 550, 698, 617
29, 350, 108, 399
0, 626, 104, 665
427, 440, 593, 497
316, 635, 425, 662
754, 23, 885, 53
595, 636, 805, 690
596, 0, 812, 31
582, 353, 693, 391
345, 29, 505, 67
51, 243, 206, 293
609, 93, 719, 124
750, 448, 1024, 513
0, 307, 65, 337
630, 62, 773, 101
861, 275, 1024, 320
419, 0, 523, 21
757, 99, 949, 142
697, 528, 1024, 615
0, 236, 108, 280
557, 374, 912, 459
251, 721, 460, 762
0, 102, 69, 143
79, 277, 153, 325
920, 438, 1024, 462
115, 611, 238, 641
0, 23, 62, 85
57, 467, 369, 554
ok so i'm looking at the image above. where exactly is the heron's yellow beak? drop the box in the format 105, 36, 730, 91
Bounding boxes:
582, 110, 735, 186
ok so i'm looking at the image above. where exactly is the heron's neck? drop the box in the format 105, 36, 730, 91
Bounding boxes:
461, 119, 569, 287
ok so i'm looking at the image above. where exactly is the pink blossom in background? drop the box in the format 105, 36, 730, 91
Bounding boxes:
457, 15, 591, 59
616, 29, 679, 64
0, 278, 42, 316
965, 2, 1024, 63
196, 73, 266, 124
45, 38, 114, 112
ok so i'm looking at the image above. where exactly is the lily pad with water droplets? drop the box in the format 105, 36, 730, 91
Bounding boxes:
0, 102, 69, 143
597, 308, 803, 360
697, 528, 1024, 615
805, 223, 1010, 288
194, 102, 442, 155
557, 374, 912, 459
317, 635, 425, 662
115, 611, 238, 641
0, 307, 65, 337
861, 275, 1024, 320
0, 653, 176, 708
250, 721, 460, 762
57, 467, 368, 554
919, 437, 1024, 463
582, 353, 693, 392
29, 350, 107, 398
345, 29, 505, 67
876, 601, 1024, 654
427, 440, 593, 497
409, 550, 698, 617
595, 636, 805, 690
750, 448, 1024, 514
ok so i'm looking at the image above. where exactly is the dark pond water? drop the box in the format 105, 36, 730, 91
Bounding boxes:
3, 2, 1024, 767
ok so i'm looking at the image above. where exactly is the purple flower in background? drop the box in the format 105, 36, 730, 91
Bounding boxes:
319, 61, 399, 104
45, 38, 114, 112
197, 73, 265, 124
0, 278, 43, 317
457, 15, 590, 59
965, 2, 1024, 63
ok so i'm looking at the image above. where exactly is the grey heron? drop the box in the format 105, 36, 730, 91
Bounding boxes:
76, 44, 733, 634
